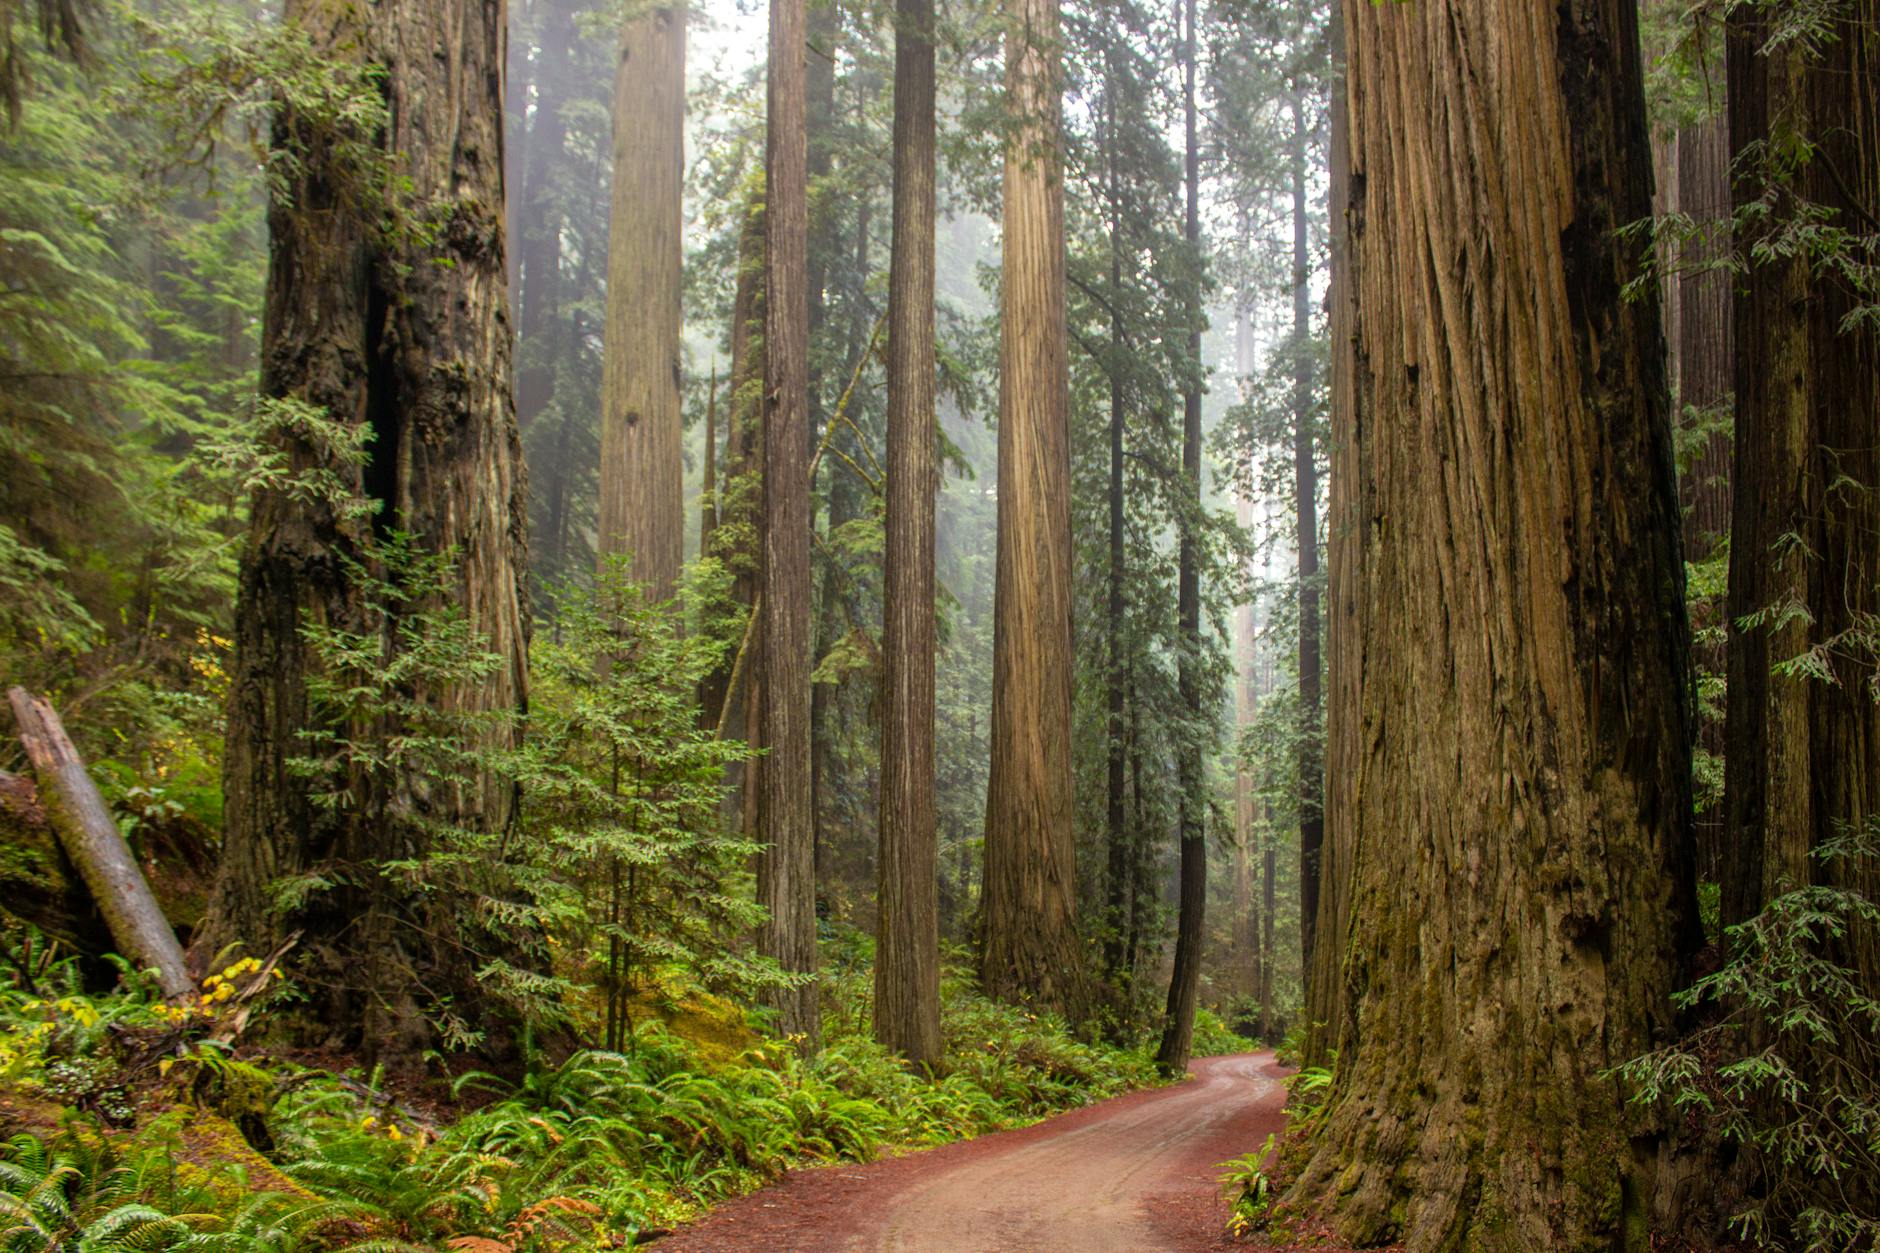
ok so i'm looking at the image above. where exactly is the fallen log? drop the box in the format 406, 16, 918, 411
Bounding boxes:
0, 768, 115, 959
7, 688, 191, 999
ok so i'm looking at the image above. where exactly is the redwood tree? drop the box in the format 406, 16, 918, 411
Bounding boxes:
874, 0, 942, 1067
1155, 0, 1205, 1074
759, 0, 821, 1048
980, 0, 1082, 1018
205, 0, 529, 1047
599, 0, 686, 598
1289, 2, 1698, 1242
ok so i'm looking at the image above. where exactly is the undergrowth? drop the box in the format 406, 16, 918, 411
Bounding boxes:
0, 936, 1161, 1251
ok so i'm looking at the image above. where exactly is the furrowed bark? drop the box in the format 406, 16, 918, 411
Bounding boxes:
759, 0, 821, 1049
874, 0, 942, 1068
600, 0, 686, 600
980, 0, 1082, 1020
1290, 2, 1697, 1243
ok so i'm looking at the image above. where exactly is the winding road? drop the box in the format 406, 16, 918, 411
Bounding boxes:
660, 1052, 1291, 1252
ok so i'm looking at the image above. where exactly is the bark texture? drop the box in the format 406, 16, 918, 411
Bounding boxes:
203, 0, 528, 1046
1156, 0, 1204, 1074
1291, 2, 1698, 1244
874, 0, 942, 1068
1722, 6, 1880, 949
760, 0, 821, 1048
600, 0, 686, 598
8, 690, 190, 999
980, 0, 1082, 1019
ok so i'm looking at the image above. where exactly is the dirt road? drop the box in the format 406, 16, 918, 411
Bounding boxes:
659, 1052, 1292, 1252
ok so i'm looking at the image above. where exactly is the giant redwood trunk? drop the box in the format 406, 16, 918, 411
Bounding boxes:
1722, 5, 1879, 950
599, 0, 686, 599
1289, 2, 1698, 1244
873, 0, 942, 1068
980, 0, 1082, 1020
759, 0, 821, 1049
1155, 0, 1205, 1074
205, 0, 528, 1048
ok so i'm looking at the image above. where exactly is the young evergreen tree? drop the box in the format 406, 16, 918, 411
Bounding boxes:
981, 0, 1083, 1019
1287, 1, 1698, 1242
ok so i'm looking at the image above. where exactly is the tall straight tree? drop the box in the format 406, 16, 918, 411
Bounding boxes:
599, 0, 686, 597
1155, 0, 1205, 1073
204, 0, 529, 1046
980, 0, 1082, 1018
760, 0, 821, 1048
1722, 4, 1879, 941
874, 0, 942, 1068
1288, 1, 1698, 1243
1288, 77, 1322, 979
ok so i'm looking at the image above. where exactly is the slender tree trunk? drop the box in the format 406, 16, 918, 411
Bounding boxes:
1722, 4, 1879, 955
600, 0, 686, 598
1289, 2, 1698, 1242
515, 0, 575, 434
980, 0, 1081, 1020
1305, 14, 1353, 1069
1290, 85, 1323, 983
204, 0, 529, 1049
1101, 90, 1130, 988
875, 0, 941, 1067
760, 0, 821, 1048
1156, 0, 1205, 1074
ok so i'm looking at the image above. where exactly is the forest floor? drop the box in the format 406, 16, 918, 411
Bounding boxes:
659, 1051, 1346, 1252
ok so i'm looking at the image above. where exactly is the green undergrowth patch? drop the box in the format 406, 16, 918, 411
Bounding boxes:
0, 942, 1162, 1251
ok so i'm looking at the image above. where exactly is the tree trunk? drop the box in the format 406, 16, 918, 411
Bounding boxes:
1101, 88, 1130, 989
874, 0, 941, 1068
1156, 0, 1205, 1074
1722, 4, 1879, 949
1290, 85, 1323, 985
1290, 2, 1698, 1243
203, 0, 529, 1049
600, 0, 686, 600
515, 0, 575, 434
760, 0, 821, 1048
1305, 5, 1353, 1071
8, 691, 190, 999
980, 0, 1081, 1020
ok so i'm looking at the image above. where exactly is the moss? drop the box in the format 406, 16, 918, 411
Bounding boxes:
627, 986, 758, 1068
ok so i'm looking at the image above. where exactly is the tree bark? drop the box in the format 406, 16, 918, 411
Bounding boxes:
1156, 0, 1205, 1074
600, 0, 686, 600
760, 0, 821, 1048
980, 0, 1082, 1021
1722, 4, 1879, 957
874, 0, 941, 1068
204, 0, 528, 1049
1101, 88, 1130, 989
1290, 2, 1698, 1243
9, 690, 190, 1000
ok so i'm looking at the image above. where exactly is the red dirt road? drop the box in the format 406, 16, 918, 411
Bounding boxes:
658, 1052, 1292, 1252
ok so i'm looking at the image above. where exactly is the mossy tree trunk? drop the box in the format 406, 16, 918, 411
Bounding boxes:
1289, 2, 1698, 1244
203, 0, 528, 1050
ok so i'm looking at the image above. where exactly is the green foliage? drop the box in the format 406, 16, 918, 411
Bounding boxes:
1217, 1137, 1277, 1235
1188, 1008, 1257, 1059
1613, 824, 1880, 1250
